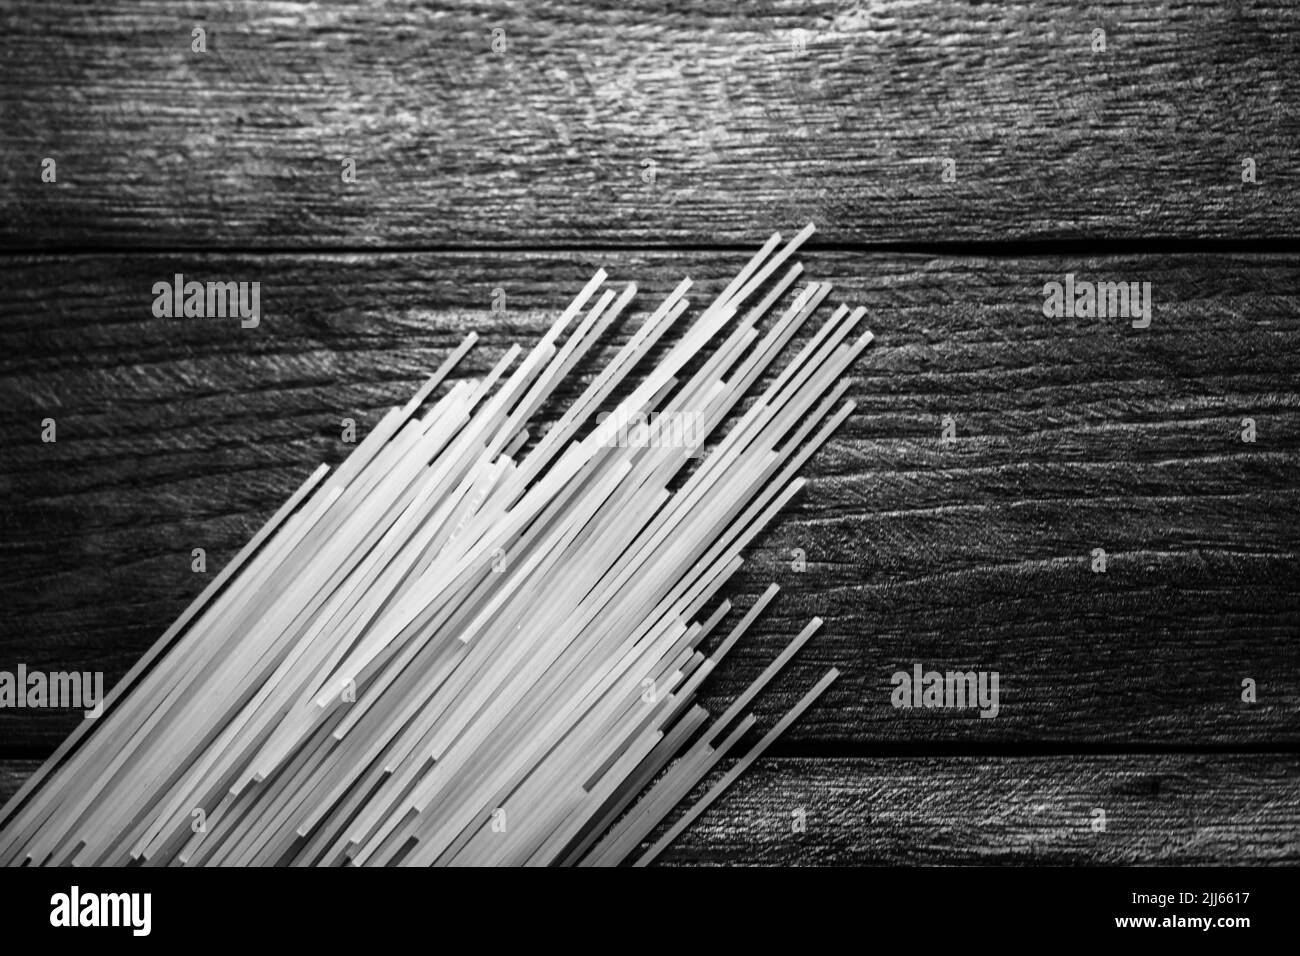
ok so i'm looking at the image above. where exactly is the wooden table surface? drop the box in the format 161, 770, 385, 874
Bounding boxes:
1, 0, 1297, 864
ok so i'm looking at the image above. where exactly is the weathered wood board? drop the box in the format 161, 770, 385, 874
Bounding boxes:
1, 1, 1297, 248
2, 250, 1295, 755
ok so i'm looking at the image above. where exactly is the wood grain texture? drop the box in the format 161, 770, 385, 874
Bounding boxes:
1, 0, 1298, 248
1, 249, 1296, 753
0, 762, 35, 807
652, 755, 1300, 865
2, 755, 1296, 864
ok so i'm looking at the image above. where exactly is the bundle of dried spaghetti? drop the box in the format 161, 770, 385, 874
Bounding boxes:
0, 225, 871, 866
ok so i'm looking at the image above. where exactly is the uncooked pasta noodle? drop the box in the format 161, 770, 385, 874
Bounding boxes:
0, 225, 871, 866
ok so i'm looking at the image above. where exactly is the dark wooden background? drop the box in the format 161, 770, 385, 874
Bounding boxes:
1, 0, 1297, 864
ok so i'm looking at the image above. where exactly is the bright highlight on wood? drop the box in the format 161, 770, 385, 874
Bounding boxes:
0, 225, 872, 866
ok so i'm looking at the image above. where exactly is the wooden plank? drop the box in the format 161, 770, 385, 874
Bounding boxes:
0, 762, 37, 806
0, 249, 1296, 751
1, 755, 1296, 864
1, 0, 1297, 248
651, 754, 1300, 865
